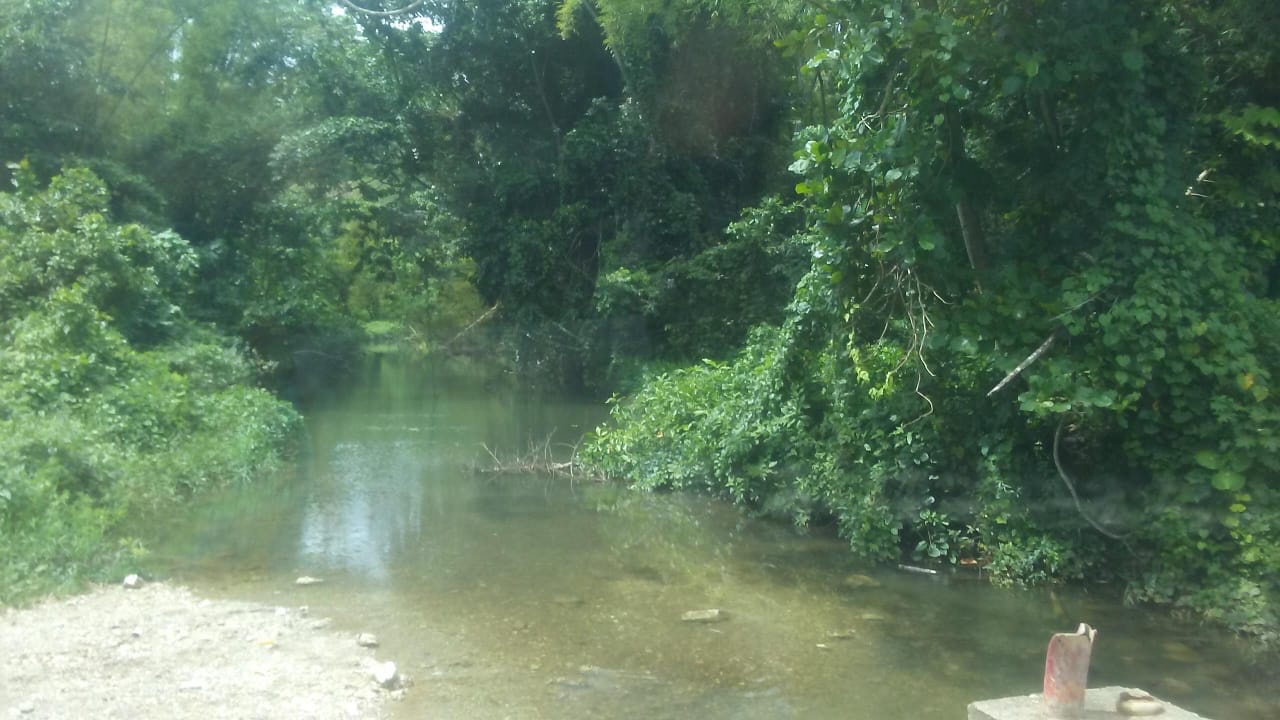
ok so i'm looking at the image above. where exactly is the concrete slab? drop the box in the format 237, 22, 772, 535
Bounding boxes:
968, 686, 1211, 720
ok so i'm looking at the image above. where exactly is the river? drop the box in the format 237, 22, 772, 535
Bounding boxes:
147, 359, 1274, 719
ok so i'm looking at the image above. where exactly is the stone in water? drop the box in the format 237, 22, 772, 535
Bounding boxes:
681, 609, 728, 623
371, 660, 400, 689
295, 576, 325, 586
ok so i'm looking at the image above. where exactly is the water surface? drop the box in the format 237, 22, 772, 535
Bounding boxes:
149, 360, 1275, 719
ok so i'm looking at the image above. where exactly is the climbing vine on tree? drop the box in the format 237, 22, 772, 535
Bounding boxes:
587, 0, 1279, 645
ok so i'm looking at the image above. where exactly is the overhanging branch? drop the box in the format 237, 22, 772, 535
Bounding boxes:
986, 331, 1058, 397
336, 0, 426, 18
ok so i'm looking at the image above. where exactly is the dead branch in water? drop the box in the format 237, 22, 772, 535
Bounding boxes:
471, 431, 602, 482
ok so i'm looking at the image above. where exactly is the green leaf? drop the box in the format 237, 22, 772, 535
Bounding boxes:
1194, 451, 1221, 470
1121, 49, 1144, 72
1210, 470, 1245, 492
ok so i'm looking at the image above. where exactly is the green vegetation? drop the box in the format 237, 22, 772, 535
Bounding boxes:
1, 0, 1276, 649
585, 0, 1279, 647
0, 166, 299, 602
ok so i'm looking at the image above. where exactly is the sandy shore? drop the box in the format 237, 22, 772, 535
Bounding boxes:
0, 582, 402, 720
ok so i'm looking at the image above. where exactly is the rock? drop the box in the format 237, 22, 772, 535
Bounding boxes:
308, 618, 334, 630
18, 701, 34, 714
356, 633, 379, 648
389, 688, 407, 701
1161, 641, 1196, 663
295, 576, 325, 586
842, 574, 881, 589
1117, 690, 1165, 716
681, 609, 728, 623
370, 660, 400, 689
122, 574, 143, 589
1159, 678, 1193, 695
826, 628, 858, 640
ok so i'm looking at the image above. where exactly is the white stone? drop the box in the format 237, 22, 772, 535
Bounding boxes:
681, 608, 728, 623
356, 633, 379, 648
122, 574, 143, 589
368, 660, 399, 689
295, 576, 324, 586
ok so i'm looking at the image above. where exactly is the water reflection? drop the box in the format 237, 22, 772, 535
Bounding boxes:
148, 359, 1275, 720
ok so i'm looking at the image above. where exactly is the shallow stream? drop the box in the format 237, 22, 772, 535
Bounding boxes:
148, 360, 1274, 719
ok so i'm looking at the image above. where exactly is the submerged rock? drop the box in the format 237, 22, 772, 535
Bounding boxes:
681, 609, 728, 623
368, 660, 400, 689
295, 576, 325, 586
842, 574, 881, 589
1116, 690, 1164, 716
356, 633, 379, 648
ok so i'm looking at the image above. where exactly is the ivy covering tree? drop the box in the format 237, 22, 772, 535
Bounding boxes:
1, 0, 1276, 649
584, 0, 1279, 645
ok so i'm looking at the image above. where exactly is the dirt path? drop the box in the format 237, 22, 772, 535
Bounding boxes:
0, 582, 402, 720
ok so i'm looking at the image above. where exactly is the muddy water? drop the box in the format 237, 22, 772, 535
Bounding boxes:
148, 360, 1274, 719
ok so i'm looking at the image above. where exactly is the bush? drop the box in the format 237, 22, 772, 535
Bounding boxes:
0, 165, 300, 604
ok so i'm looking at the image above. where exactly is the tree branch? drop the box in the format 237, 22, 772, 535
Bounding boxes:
1053, 420, 1133, 544
986, 331, 1057, 397
336, 0, 426, 18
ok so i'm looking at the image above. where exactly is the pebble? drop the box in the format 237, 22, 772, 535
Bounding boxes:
356, 633, 379, 648
18, 701, 34, 715
370, 660, 400, 689
1116, 690, 1164, 716
122, 574, 143, 589
681, 609, 728, 623
295, 576, 325, 586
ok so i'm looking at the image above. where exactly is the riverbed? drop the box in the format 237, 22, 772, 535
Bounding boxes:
143, 359, 1275, 719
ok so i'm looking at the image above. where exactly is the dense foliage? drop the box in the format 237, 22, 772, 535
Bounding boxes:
0, 166, 299, 602
585, 0, 1279, 645
2, 0, 1276, 650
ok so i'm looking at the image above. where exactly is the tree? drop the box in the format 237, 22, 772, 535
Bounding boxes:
588, 0, 1279, 645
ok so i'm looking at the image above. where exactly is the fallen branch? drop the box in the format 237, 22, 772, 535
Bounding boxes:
986, 331, 1058, 397
471, 433, 602, 483
440, 302, 501, 350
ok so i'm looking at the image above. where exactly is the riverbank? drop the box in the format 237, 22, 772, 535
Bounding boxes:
0, 581, 401, 719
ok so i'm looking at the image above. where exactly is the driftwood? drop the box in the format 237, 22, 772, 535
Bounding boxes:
471, 433, 601, 482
